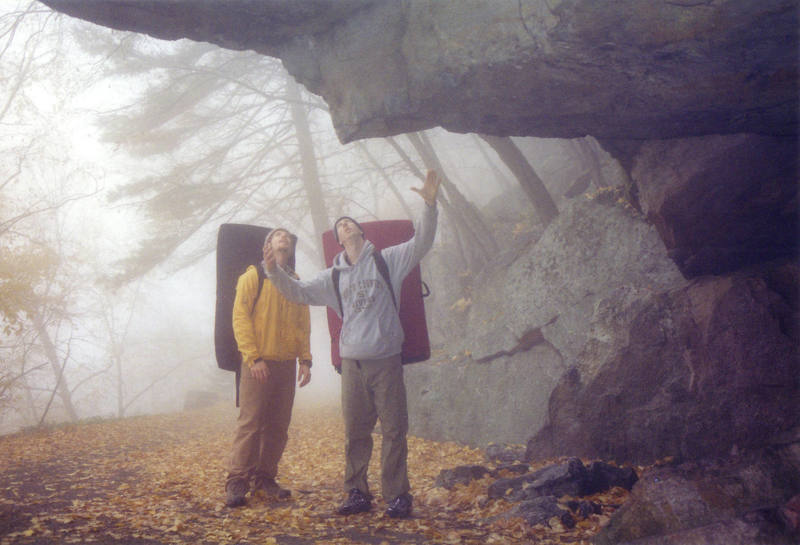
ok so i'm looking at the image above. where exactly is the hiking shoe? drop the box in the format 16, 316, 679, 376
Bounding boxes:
253, 477, 291, 500
225, 480, 248, 508
385, 493, 413, 518
337, 488, 372, 515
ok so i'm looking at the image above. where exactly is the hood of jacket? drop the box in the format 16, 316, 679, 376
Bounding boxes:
332, 240, 375, 270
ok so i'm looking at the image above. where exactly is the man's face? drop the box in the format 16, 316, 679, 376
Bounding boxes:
336, 218, 362, 244
265, 229, 292, 255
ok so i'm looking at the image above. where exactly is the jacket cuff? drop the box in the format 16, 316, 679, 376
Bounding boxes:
248, 357, 264, 368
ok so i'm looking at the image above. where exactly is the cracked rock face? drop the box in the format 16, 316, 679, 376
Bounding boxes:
526, 263, 799, 464
42, 0, 798, 143
405, 197, 687, 447
469, 197, 685, 367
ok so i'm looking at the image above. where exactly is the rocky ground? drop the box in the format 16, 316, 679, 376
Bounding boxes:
0, 404, 631, 544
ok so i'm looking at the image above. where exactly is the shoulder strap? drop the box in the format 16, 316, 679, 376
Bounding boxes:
332, 268, 342, 317
251, 265, 266, 315
373, 249, 397, 310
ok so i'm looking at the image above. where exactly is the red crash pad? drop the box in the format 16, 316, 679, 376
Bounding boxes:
322, 220, 431, 369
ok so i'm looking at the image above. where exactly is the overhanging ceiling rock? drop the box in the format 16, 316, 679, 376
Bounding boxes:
42, 0, 798, 144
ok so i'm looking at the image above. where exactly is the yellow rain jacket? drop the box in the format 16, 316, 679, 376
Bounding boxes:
232, 265, 312, 368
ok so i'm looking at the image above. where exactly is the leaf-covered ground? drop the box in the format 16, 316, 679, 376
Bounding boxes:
0, 404, 625, 544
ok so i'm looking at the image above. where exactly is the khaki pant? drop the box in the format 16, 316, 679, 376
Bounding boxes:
341, 354, 409, 502
227, 360, 296, 488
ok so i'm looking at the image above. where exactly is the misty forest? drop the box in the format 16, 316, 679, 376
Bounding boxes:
1, 2, 798, 545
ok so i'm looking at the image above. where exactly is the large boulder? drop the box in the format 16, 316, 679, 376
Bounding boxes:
409, 182, 798, 463
406, 193, 686, 446
405, 344, 564, 445
527, 262, 799, 465
634, 134, 798, 277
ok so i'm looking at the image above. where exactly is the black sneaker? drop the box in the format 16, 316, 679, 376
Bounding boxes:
225, 480, 248, 508
385, 493, 412, 518
337, 488, 372, 515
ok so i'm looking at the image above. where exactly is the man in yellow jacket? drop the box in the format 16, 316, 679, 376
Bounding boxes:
225, 227, 312, 508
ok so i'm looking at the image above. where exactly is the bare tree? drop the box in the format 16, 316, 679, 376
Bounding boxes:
559, 137, 611, 199
286, 77, 329, 265
405, 132, 497, 271
355, 141, 413, 220
471, 135, 515, 191
30, 310, 79, 423
478, 134, 559, 226
87, 36, 485, 281
383, 135, 470, 270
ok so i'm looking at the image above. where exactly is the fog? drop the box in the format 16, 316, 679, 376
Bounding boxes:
0, 2, 586, 435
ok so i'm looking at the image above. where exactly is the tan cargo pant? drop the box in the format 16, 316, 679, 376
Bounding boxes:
227, 359, 296, 489
341, 354, 410, 502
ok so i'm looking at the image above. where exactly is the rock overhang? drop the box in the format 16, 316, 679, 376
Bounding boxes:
41, 0, 799, 143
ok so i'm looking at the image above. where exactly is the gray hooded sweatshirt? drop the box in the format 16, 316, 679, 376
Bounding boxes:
266, 204, 438, 361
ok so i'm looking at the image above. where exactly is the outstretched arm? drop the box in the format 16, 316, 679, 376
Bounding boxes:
264, 247, 339, 309
381, 171, 440, 281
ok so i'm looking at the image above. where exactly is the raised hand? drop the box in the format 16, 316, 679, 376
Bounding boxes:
411, 169, 441, 206
263, 242, 277, 272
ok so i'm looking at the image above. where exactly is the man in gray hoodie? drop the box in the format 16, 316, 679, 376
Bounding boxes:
264, 170, 441, 519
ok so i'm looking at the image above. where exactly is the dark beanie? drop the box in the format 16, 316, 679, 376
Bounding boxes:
333, 216, 364, 246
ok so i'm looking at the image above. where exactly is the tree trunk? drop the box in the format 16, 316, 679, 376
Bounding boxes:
561, 140, 594, 199
286, 77, 328, 266
479, 134, 559, 226
21, 374, 40, 427
577, 137, 608, 187
356, 141, 414, 219
384, 136, 472, 270
472, 134, 514, 190
406, 132, 497, 270
32, 312, 79, 423
115, 344, 125, 417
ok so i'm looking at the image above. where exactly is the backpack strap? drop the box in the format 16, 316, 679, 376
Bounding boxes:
332, 267, 343, 316
331, 249, 396, 320
238, 265, 266, 408
252, 265, 266, 315
372, 249, 397, 310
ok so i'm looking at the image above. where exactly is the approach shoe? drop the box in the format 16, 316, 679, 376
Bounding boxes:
225, 480, 248, 508
253, 476, 291, 500
337, 488, 372, 515
385, 493, 413, 518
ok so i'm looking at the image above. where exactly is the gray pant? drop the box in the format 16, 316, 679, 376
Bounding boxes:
341, 354, 410, 502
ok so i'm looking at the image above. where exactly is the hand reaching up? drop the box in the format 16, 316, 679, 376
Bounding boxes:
263, 243, 277, 272
411, 169, 442, 206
